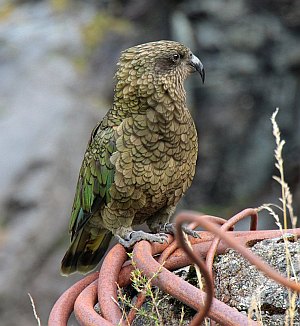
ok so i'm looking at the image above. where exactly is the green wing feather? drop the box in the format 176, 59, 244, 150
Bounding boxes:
69, 126, 116, 240
61, 125, 117, 275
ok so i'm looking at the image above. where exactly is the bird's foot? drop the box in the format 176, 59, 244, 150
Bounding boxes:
116, 230, 169, 248
161, 223, 200, 239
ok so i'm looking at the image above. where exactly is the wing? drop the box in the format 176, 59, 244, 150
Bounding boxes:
69, 125, 116, 240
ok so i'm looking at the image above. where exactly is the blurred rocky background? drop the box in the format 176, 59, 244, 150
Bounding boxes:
0, 0, 299, 325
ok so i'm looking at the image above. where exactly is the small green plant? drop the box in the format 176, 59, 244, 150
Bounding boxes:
115, 254, 165, 326
115, 254, 192, 326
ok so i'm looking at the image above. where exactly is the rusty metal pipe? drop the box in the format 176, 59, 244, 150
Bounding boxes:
176, 216, 214, 326
206, 208, 258, 276
98, 243, 128, 325
74, 279, 114, 326
48, 272, 98, 326
176, 211, 300, 293
133, 241, 257, 325
49, 209, 300, 325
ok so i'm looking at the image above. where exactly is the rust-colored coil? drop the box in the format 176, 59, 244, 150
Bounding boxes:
49, 208, 300, 325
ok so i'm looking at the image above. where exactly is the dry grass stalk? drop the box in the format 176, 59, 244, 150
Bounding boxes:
28, 293, 41, 326
257, 108, 299, 325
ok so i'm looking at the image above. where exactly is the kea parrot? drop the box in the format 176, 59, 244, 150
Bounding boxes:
61, 40, 205, 275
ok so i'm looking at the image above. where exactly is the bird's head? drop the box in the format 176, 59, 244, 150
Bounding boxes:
114, 40, 204, 104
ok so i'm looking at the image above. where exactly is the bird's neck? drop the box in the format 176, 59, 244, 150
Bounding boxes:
103, 76, 188, 127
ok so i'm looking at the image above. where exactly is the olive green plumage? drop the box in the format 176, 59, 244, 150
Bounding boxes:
61, 40, 204, 275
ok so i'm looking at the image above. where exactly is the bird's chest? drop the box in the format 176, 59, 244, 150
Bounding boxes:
114, 108, 197, 207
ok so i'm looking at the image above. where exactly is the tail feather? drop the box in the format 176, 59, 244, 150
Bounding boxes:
61, 228, 112, 275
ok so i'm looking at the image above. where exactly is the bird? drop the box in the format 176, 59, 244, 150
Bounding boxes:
61, 40, 205, 275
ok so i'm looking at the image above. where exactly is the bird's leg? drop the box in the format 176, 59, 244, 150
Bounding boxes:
161, 222, 200, 239
147, 205, 174, 234
114, 227, 168, 248
147, 206, 200, 239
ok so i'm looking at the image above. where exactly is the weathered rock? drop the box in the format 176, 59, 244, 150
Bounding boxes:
214, 235, 300, 324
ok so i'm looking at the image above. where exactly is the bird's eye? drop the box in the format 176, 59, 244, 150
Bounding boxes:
172, 53, 180, 63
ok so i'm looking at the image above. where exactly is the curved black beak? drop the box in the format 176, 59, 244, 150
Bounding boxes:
190, 54, 205, 83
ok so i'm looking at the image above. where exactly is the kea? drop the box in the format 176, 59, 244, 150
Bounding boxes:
61, 40, 205, 275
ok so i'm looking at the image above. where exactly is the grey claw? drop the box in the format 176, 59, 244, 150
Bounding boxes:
157, 233, 169, 243
162, 223, 200, 239
162, 223, 176, 235
182, 226, 200, 239
116, 230, 169, 248
115, 235, 132, 248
